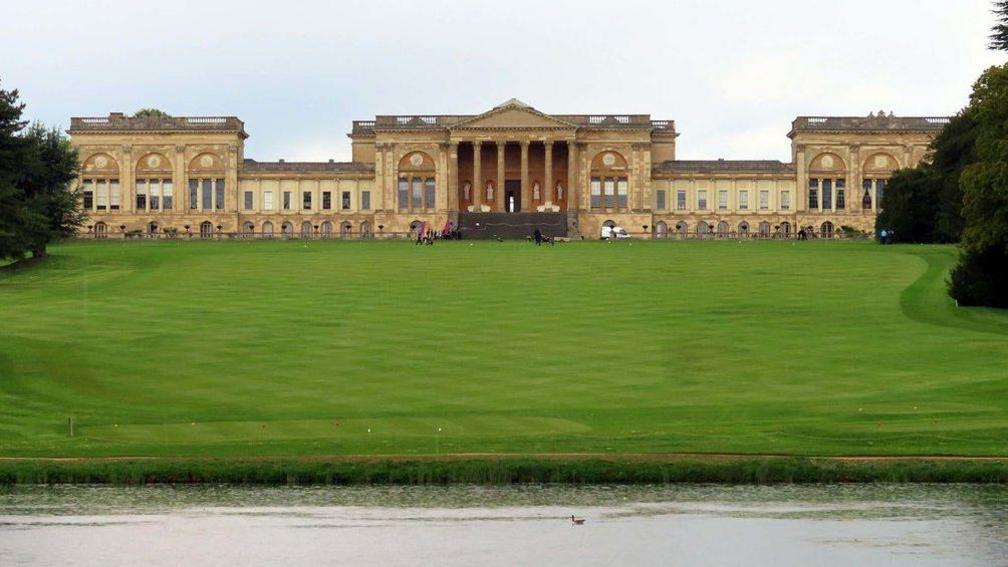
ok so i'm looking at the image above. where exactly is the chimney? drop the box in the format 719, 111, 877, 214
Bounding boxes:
109, 112, 125, 119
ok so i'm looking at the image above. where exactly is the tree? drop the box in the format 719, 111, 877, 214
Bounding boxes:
991, 1, 1008, 51
875, 109, 976, 243
132, 108, 169, 119
0, 80, 82, 262
950, 64, 1008, 307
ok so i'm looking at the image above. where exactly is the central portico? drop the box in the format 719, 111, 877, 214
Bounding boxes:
450, 98, 576, 213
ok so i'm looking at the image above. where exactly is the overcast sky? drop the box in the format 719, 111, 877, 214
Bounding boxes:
1, 0, 1003, 162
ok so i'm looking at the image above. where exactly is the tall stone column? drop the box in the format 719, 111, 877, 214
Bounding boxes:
544, 141, 553, 205
496, 141, 505, 211
121, 146, 134, 214
520, 141, 530, 211
448, 142, 459, 213
472, 141, 482, 210
567, 140, 578, 213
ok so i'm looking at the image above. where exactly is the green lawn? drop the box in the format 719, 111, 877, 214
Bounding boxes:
1, 239, 1007, 459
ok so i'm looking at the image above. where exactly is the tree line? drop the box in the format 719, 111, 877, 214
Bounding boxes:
0, 81, 81, 262
877, 1, 1008, 308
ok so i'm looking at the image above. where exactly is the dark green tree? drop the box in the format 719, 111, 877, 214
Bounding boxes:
0, 80, 82, 261
950, 64, 1008, 307
991, 0, 1008, 51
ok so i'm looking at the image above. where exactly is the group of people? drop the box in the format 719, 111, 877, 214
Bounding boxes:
413, 221, 461, 245
879, 228, 897, 244
531, 228, 556, 246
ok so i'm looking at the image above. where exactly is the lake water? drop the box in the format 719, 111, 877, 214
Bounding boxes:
1, 484, 1006, 566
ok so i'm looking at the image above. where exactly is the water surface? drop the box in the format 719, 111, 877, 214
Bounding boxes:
1, 484, 1006, 566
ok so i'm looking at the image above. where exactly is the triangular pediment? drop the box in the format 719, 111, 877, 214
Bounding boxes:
452, 102, 576, 130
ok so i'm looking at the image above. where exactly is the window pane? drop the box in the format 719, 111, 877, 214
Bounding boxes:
877, 179, 887, 208
424, 179, 435, 210
808, 179, 819, 209
283, 191, 291, 210
215, 179, 224, 210
590, 177, 602, 208
412, 177, 422, 208
322, 191, 331, 210
656, 190, 666, 211
244, 191, 253, 210
263, 191, 274, 211
836, 179, 846, 209
83, 180, 94, 209
189, 180, 198, 209
739, 190, 748, 210
759, 190, 769, 210
698, 190, 707, 210
302, 191, 312, 210
718, 190, 728, 210
343, 191, 352, 210
150, 180, 160, 210
202, 179, 213, 209
162, 180, 173, 210
676, 190, 686, 210
398, 178, 408, 211
780, 191, 790, 210
136, 179, 147, 210
604, 178, 616, 208
96, 180, 108, 210
822, 179, 833, 210
109, 180, 121, 210
361, 191, 371, 210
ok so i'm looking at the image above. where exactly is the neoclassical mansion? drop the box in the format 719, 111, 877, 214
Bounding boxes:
69, 99, 947, 239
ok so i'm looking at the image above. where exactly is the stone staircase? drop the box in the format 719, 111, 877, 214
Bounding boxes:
458, 212, 568, 240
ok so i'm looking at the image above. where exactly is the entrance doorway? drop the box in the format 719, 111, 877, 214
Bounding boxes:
505, 180, 521, 212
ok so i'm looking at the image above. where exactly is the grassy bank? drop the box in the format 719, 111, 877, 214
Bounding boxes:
3, 456, 1008, 485
2, 240, 1008, 463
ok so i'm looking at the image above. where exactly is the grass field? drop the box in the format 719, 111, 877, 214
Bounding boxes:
2, 239, 1008, 461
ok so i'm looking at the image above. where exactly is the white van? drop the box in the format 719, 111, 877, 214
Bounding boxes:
601, 226, 631, 240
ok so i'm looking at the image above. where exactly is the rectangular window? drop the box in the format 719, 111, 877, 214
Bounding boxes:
836, 179, 846, 209
822, 179, 833, 210
243, 191, 253, 211
590, 177, 602, 208
149, 180, 160, 210
718, 190, 728, 210
877, 179, 887, 208
96, 180, 108, 210
398, 178, 408, 211
808, 179, 819, 209
322, 191, 332, 210
780, 191, 791, 210
739, 190, 749, 210
759, 190, 769, 210
189, 180, 198, 209
676, 190, 686, 211
302, 191, 312, 210
263, 191, 274, 211
136, 180, 147, 210
215, 179, 224, 210
604, 178, 616, 208
344, 190, 354, 210
202, 179, 213, 210
411, 178, 422, 209
83, 180, 94, 209
698, 190, 708, 210
283, 191, 292, 211
162, 180, 172, 210
361, 191, 371, 210
616, 178, 628, 208
655, 189, 666, 211
109, 180, 121, 210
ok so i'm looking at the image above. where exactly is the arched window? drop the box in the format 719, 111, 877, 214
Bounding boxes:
398, 152, 436, 212
148, 222, 159, 235
758, 221, 771, 238
862, 186, 873, 210
409, 220, 422, 240
675, 221, 688, 238
187, 153, 225, 211
320, 221, 333, 238
301, 221, 313, 239
717, 221, 730, 238
262, 221, 274, 238
781, 222, 792, 238
360, 221, 373, 239
340, 221, 352, 239
241, 221, 254, 237
603, 220, 617, 228
697, 221, 711, 237
590, 151, 629, 211
135, 153, 173, 212
281, 221, 293, 237
655, 221, 668, 239
94, 221, 107, 239
821, 221, 834, 238
199, 221, 213, 238
738, 222, 750, 237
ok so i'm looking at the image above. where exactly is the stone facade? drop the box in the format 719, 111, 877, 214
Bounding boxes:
68, 101, 948, 239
